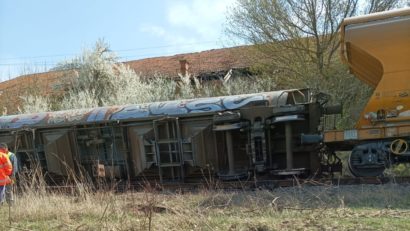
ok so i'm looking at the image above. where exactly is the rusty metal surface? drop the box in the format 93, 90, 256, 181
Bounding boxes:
0, 90, 294, 129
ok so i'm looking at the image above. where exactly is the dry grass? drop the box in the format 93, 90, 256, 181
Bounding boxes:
0, 182, 410, 230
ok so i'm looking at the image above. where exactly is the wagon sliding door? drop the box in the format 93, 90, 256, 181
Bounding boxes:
43, 131, 75, 176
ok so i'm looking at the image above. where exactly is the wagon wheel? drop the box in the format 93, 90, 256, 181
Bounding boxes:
348, 144, 387, 177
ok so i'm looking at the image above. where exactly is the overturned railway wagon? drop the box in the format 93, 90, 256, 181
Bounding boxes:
0, 89, 333, 182
2, 8, 409, 183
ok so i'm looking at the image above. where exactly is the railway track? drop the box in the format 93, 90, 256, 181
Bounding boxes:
42, 176, 410, 194
149, 176, 410, 191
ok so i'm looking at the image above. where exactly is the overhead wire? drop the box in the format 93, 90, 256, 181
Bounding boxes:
0, 40, 226, 80
0, 40, 220, 64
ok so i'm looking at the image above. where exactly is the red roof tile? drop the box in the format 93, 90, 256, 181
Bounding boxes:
0, 45, 255, 113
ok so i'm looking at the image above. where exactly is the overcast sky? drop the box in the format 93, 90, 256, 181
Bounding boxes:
0, 0, 237, 81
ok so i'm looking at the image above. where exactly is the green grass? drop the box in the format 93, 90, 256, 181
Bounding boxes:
1, 184, 410, 230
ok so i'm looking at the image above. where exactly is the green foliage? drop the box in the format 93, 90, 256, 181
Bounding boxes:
391, 163, 410, 176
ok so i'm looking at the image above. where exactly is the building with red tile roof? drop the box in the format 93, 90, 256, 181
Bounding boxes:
0, 45, 256, 114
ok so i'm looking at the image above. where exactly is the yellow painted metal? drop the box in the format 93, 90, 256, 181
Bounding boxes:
324, 123, 410, 143
390, 138, 408, 155
340, 8, 410, 129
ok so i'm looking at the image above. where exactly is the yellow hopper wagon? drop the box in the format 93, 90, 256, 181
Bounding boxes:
324, 8, 410, 176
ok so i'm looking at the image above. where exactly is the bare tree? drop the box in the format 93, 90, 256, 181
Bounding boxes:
226, 0, 402, 128
226, 0, 401, 79
364, 0, 406, 12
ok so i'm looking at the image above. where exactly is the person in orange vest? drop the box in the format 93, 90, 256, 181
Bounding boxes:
5, 145, 18, 204
0, 143, 12, 203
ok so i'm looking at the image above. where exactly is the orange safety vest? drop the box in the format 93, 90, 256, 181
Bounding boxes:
0, 151, 12, 186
